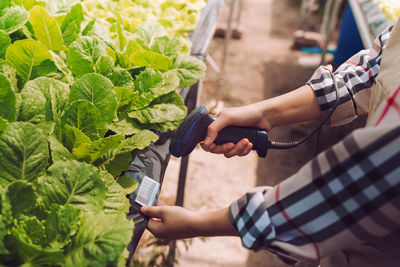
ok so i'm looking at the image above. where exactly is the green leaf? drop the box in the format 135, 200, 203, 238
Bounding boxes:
37, 160, 106, 211
134, 68, 163, 94
72, 135, 124, 164
23, 77, 70, 123
117, 248, 130, 267
0, 74, 16, 121
62, 100, 101, 140
115, 16, 126, 51
152, 89, 185, 107
134, 22, 166, 49
7, 181, 36, 217
49, 135, 74, 162
0, 7, 29, 35
19, 216, 46, 247
11, 226, 65, 266
36, 121, 55, 137
0, 31, 11, 59
0, 117, 8, 134
102, 171, 131, 213
67, 36, 108, 77
94, 55, 114, 76
127, 65, 146, 79
60, 4, 84, 46
13, 0, 37, 11
103, 152, 132, 178
0, 215, 8, 254
81, 20, 94, 36
29, 6, 64, 51
0, 122, 49, 186
150, 36, 182, 57
43, 0, 80, 17
120, 130, 158, 152
114, 87, 138, 114
45, 205, 80, 249
133, 69, 179, 109
17, 88, 46, 123
0, 0, 11, 11
65, 212, 133, 267
5, 39, 56, 83
116, 176, 138, 194
108, 115, 141, 136
49, 51, 74, 84
69, 73, 117, 123
0, 59, 18, 92
131, 50, 172, 71
171, 55, 206, 88
140, 119, 181, 133
18, 77, 68, 141
109, 69, 134, 88
94, 131, 157, 175
134, 91, 186, 132
0, 185, 12, 222
129, 103, 185, 124
62, 125, 91, 151
117, 40, 144, 68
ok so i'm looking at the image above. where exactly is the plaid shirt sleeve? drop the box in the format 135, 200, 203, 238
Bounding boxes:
229, 24, 400, 264
307, 24, 393, 126
229, 124, 400, 263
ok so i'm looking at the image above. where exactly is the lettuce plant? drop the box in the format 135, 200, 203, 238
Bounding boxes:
0, 0, 206, 265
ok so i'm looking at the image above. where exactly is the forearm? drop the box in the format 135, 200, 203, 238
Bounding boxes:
257, 85, 322, 128
141, 205, 238, 241
193, 207, 239, 237
203, 85, 322, 152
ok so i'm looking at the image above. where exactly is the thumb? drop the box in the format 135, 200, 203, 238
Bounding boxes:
141, 206, 164, 219
204, 118, 228, 145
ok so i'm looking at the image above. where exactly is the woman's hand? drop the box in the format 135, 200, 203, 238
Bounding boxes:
141, 206, 238, 241
201, 85, 322, 157
140, 206, 198, 241
201, 103, 271, 157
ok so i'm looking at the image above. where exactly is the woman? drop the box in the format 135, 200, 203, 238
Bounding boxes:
141, 18, 400, 266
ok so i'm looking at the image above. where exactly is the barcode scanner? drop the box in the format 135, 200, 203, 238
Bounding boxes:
169, 72, 341, 158
169, 106, 270, 157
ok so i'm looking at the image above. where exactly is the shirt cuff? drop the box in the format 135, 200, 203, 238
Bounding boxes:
307, 65, 357, 126
228, 186, 299, 265
228, 186, 275, 250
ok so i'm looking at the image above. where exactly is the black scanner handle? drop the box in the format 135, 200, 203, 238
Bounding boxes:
215, 126, 258, 145
214, 126, 269, 157
169, 106, 269, 158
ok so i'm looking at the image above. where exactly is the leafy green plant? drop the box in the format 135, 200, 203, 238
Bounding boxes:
0, 122, 133, 266
0, 0, 206, 265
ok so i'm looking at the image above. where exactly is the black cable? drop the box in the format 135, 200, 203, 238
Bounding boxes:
268, 73, 340, 150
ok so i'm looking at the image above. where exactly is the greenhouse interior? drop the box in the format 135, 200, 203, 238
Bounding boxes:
0, 0, 399, 266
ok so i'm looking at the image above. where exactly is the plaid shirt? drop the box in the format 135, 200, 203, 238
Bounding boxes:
229, 21, 400, 265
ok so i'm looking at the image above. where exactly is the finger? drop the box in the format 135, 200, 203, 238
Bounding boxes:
147, 219, 164, 237
238, 142, 253, 156
141, 206, 164, 219
200, 142, 216, 152
205, 119, 230, 145
224, 139, 250, 158
209, 142, 235, 154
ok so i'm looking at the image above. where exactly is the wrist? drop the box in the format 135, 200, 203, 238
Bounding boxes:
192, 208, 238, 237
257, 99, 280, 129
259, 85, 322, 128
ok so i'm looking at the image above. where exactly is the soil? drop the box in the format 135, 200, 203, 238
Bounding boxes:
149, 0, 366, 266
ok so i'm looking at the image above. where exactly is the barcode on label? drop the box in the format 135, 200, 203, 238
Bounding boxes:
135, 176, 160, 207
